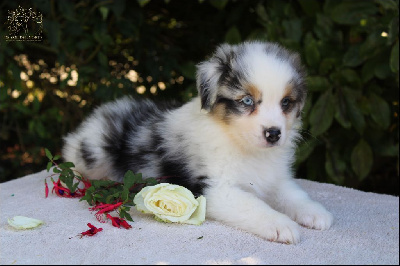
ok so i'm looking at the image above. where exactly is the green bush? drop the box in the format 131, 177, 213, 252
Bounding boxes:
0, 0, 398, 195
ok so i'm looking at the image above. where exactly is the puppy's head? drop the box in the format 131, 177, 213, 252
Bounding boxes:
196, 41, 306, 149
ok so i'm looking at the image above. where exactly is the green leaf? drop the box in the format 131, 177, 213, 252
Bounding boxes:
351, 139, 373, 181
306, 76, 330, 92
137, 0, 150, 7
80, 193, 94, 204
60, 170, 74, 190
342, 87, 366, 135
375, 0, 398, 10
314, 14, 333, 39
390, 40, 399, 73
319, 58, 337, 75
360, 32, 385, 58
58, 0, 75, 20
72, 182, 79, 193
282, 18, 302, 42
388, 17, 399, 44
331, 1, 378, 25
225, 26, 241, 44
93, 193, 102, 199
53, 155, 61, 161
325, 150, 346, 184
255, 3, 268, 22
105, 194, 115, 204
92, 179, 116, 188
334, 89, 351, 129
368, 93, 391, 129
99, 6, 109, 20
120, 208, 134, 222
374, 61, 392, 79
46, 162, 53, 172
210, 0, 229, 10
297, 0, 320, 16
77, 38, 94, 50
121, 188, 129, 202
98, 52, 108, 67
304, 38, 320, 67
58, 162, 75, 169
341, 69, 362, 89
375, 142, 398, 157
361, 59, 377, 82
123, 170, 142, 190
343, 45, 364, 67
45, 148, 53, 160
295, 138, 318, 166
35, 121, 47, 139
309, 89, 335, 136
53, 167, 61, 174
145, 177, 158, 186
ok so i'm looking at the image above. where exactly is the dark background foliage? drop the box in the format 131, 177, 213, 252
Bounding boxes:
0, 0, 398, 195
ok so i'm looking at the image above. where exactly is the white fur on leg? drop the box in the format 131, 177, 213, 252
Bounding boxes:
206, 186, 301, 244
272, 179, 333, 230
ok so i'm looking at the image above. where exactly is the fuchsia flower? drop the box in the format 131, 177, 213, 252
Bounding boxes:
80, 223, 103, 237
45, 180, 49, 198
48, 178, 91, 198
89, 202, 123, 222
44, 175, 134, 234
106, 214, 132, 229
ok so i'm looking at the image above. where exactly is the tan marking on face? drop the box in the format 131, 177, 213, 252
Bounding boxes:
242, 84, 262, 116
284, 82, 295, 99
211, 102, 229, 123
245, 84, 263, 102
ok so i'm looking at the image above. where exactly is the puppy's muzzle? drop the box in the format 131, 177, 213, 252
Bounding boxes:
264, 127, 281, 144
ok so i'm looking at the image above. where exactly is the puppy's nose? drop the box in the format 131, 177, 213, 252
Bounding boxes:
264, 127, 281, 144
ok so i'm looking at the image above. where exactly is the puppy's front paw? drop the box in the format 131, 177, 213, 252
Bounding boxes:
292, 202, 333, 230
262, 216, 301, 244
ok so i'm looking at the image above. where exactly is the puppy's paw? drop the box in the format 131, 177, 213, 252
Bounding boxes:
262, 216, 301, 244
292, 202, 333, 230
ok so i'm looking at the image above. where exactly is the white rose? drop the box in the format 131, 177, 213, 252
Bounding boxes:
133, 183, 206, 225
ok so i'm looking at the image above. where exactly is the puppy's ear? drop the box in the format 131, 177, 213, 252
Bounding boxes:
196, 44, 234, 111
290, 52, 307, 118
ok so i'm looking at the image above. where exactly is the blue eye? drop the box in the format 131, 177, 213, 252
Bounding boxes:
281, 97, 290, 106
241, 96, 254, 106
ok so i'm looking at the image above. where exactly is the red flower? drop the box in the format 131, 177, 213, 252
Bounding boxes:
51, 179, 71, 197
106, 214, 132, 229
49, 178, 90, 198
80, 223, 103, 237
89, 202, 123, 222
45, 180, 49, 198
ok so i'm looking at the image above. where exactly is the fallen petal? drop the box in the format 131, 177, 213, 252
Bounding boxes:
80, 223, 103, 237
8, 216, 44, 230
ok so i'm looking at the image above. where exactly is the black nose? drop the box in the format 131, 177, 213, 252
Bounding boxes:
264, 127, 281, 144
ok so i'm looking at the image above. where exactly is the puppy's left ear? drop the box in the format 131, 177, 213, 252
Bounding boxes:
290, 52, 307, 118
196, 44, 234, 112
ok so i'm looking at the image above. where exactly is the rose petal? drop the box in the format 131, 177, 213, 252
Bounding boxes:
183, 196, 206, 225
133, 187, 152, 214
8, 216, 44, 229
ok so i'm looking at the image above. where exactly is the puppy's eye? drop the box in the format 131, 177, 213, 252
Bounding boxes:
240, 96, 254, 106
281, 97, 290, 106
281, 97, 293, 111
